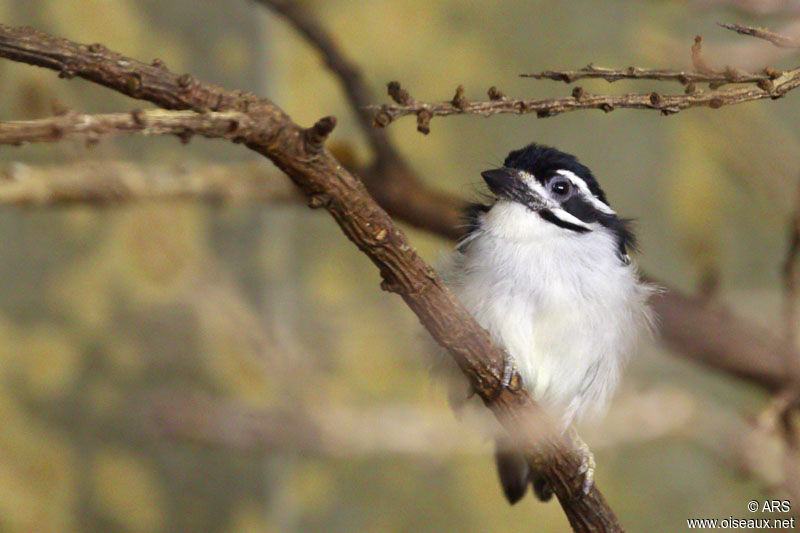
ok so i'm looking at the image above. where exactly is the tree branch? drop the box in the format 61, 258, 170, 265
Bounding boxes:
376, 27, 800, 133
719, 22, 800, 48
0, 109, 255, 145
0, 161, 298, 205
522, 63, 770, 85
0, 23, 622, 532
373, 71, 800, 132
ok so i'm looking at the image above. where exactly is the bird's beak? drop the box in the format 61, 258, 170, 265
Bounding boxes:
481, 168, 517, 197
481, 168, 546, 209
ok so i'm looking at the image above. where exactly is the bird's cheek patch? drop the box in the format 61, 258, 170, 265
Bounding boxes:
561, 196, 600, 224
550, 208, 593, 230
539, 208, 592, 233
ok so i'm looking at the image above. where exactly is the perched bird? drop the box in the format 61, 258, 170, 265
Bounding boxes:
439, 143, 653, 503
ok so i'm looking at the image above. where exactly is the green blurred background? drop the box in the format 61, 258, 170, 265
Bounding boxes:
1, 0, 798, 531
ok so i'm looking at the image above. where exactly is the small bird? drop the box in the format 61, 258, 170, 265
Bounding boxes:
439, 143, 653, 503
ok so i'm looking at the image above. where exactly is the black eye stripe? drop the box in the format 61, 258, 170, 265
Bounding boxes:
561, 196, 599, 223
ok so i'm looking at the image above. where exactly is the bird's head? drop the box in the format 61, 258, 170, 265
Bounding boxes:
469, 143, 634, 261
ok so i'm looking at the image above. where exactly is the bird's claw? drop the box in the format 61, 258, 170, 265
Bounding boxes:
575, 447, 595, 496
568, 428, 595, 497
501, 351, 520, 389
502, 361, 515, 388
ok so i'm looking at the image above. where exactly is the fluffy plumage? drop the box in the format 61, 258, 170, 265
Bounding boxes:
440, 143, 653, 503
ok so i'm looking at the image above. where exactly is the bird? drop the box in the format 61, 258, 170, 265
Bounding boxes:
438, 143, 653, 503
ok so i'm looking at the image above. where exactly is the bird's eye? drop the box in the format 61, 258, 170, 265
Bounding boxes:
548, 177, 572, 199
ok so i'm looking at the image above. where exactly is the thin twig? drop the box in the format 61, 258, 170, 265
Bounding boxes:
523, 63, 770, 85
719, 22, 800, 48
378, 28, 800, 132
373, 70, 800, 131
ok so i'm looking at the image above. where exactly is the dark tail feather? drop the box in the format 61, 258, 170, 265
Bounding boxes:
494, 439, 554, 504
494, 448, 530, 504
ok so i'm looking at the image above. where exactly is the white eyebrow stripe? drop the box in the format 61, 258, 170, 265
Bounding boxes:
517, 170, 551, 204
556, 169, 616, 215
518, 170, 544, 194
549, 207, 593, 230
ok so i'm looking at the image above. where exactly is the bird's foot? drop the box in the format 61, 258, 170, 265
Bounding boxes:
567, 428, 595, 497
501, 352, 520, 390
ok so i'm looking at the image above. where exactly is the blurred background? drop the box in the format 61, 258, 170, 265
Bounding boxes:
1, 0, 800, 531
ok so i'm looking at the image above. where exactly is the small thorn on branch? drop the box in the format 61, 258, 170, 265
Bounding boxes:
373, 106, 392, 128
691, 35, 713, 74
126, 72, 142, 95
307, 193, 331, 209
387, 81, 412, 105
379, 277, 401, 293
416, 109, 432, 135
177, 73, 195, 89
451, 85, 467, 110
765, 67, 783, 79
649, 92, 662, 106
304, 115, 337, 153
487, 86, 505, 100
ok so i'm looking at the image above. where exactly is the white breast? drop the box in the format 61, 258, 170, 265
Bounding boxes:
441, 201, 652, 427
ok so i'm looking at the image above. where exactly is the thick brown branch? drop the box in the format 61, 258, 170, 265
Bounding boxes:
374, 70, 800, 131
523, 63, 770, 85
0, 23, 622, 531
719, 22, 800, 48
0, 109, 254, 145
0, 25, 271, 114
